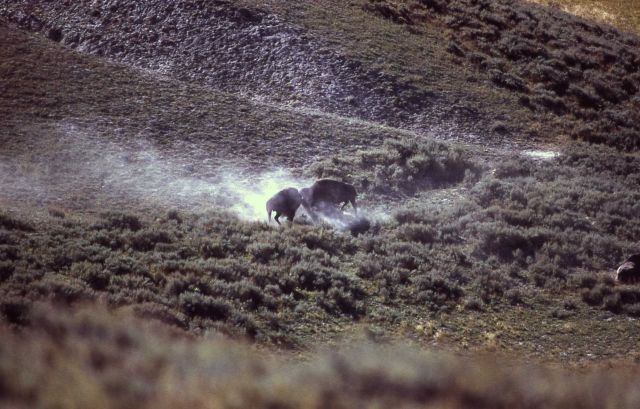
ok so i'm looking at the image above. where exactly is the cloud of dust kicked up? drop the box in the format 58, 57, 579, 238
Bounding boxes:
1, 121, 391, 231
220, 170, 314, 221
0, 122, 315, 221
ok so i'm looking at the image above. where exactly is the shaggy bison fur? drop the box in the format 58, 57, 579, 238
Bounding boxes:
301, 179, 357, 218
266, 188, 302, 225
616, 254, 640, 284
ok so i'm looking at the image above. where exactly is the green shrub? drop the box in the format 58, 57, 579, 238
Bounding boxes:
357, 258, 383, 279
308, 137, 480, 197
396, 223, 437, 244
551, 307, 574, 319
199, 239, 227, 259
178, 292, 231, 320
70, 261, 109, 291
132, 303, 188, 329
413, 273, 464, 310
104, 255, 144, 276
505, 288, 524, 306
318, 287, 365, 317
464, 296, 484, 311
0, 212, 34, 231
581, 284, 612, 306
247, 241, 281, 264
0, 261, 15, 282
291, 262, 339, 292
33, 274, 91, 305
97, 212, 143, 231
127, 228, 172, 252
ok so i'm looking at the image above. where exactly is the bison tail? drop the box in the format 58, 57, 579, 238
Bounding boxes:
266, 203, 272, 223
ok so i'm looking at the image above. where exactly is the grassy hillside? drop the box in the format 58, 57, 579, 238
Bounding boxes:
1, 0, 640, 407
2, 136, 640, 359
0, 24, 408, 168
2, 0, 638, 149
0, 23, 426, 212
3, 307, 640, 409
350, 0, 640, 150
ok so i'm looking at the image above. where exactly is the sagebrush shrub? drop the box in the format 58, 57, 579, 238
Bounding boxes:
179, 292, 231, 320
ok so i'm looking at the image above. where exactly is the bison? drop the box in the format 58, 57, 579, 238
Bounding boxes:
266, 187, 302, 225
301, 179, 357, 219
616, 254, 640, 284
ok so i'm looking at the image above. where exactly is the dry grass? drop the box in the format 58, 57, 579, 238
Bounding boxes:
2, 305, 640, 409
527, 0, 640, 34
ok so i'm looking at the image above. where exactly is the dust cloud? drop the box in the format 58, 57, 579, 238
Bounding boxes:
522, 150, 560, 160
0, 122, 315, 221
1, 121, 390, 231
220, 170, 314, 221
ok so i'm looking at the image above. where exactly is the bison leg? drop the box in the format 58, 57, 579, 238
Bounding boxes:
303, 204, 319, 222
274, 212, 282, 225
340, 200, 357, 215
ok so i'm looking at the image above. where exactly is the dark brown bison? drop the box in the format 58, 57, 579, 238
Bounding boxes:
301, 179, 357, 218
266, 188, 302, 225
616, 254, 640, 284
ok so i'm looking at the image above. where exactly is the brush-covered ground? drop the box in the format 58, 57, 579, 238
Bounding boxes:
1, 0, 640, 407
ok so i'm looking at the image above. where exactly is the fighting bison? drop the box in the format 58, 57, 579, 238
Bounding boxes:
616, 254, 640, 284
301, 179, 357, 218
266, 187, 302, 225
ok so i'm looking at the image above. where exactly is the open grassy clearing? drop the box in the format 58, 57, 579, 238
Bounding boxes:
0, 24, 405, 170
528, 0, 640, 34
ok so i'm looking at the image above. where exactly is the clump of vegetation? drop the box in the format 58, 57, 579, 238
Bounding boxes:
576, 273, 640, 315
1, 142, 638, 352
363, 0, 640, 150
2, 306, 640, 409
0, 209, 370, 346
0, 212, 34, 232
307, 137, 482, 197
0, 141, 638, 357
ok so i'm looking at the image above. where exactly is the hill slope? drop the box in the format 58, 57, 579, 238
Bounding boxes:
2, 0, 639, 149
0, 22, 422, 210
1, 1, 640, 407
